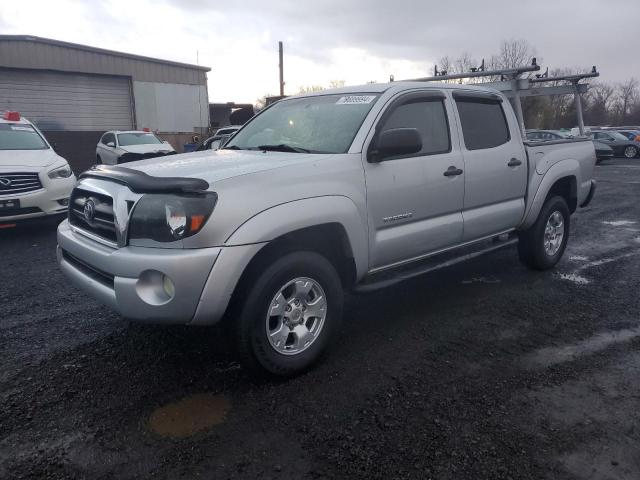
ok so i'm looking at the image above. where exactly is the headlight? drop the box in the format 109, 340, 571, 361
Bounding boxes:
48, 165, 73, 179
128, 193, 217, 243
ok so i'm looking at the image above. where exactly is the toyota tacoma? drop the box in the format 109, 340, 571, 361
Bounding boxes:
57, 82, 596, 376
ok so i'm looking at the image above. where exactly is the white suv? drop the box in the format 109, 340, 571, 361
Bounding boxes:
0, 111, 76, 225
96, 130, 176, 165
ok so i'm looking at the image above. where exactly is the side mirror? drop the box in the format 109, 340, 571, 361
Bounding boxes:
106, 141, 115, 147
369, 128, 422, 162
163, 140, 170, 145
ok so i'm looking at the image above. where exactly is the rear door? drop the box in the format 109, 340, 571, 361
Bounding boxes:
452, 91, 527, 241
363, 90, 465, 269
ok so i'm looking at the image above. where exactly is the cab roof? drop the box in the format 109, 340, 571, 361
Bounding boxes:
292, 81, 500, 98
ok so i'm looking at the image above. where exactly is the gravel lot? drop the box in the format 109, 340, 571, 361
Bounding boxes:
1, 158, 639, 480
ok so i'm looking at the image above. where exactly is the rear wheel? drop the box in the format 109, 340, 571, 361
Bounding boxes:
518, 196, 570, 270
232, 251, 343, 377
624, 145, 638, 158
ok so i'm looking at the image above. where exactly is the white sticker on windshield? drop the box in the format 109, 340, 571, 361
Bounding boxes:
336, 95, 376, 105
10, 126, 33, 131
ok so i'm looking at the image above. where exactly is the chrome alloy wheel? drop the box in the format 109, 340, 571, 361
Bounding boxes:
624, 146, 637, 158
544, 210, 565, 256
265, 277, 327, 355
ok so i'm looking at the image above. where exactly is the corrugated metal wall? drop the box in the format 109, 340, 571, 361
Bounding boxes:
0, 68, 133, 131
0, 37, 208, 86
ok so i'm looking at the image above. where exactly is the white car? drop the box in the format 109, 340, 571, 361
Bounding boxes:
0, 111, 76, 225
96, 130, 176, 165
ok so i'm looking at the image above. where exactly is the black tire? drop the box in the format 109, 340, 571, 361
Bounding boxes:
624, 145, 638, 159
232, 251, 343, 377
96, 155, 102, 164
518, 196, 570, 270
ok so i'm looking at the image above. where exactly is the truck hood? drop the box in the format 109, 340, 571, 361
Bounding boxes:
0, 148, 63, 168
120, 144, 175, 154
123, 149, 331, 185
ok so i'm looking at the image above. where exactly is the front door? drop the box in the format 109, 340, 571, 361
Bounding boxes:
363, 91, 465, 270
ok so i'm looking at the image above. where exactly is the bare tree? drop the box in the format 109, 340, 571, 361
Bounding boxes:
495, 39, 537, 69
329, 80, 346, 89
615, 78, 638, 123
298, 85, 325, 94
255, 93, 275, 111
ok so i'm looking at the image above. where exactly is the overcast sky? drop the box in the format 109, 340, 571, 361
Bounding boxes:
2, 0, 638, 103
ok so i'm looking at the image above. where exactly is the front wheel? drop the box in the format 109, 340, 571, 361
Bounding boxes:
232, 251, 344, 377
624, 145, 638, 158
518, 196, 570, 270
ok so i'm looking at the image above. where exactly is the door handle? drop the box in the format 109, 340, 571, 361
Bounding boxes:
443, 166, 463, 177
508, 158, 522, 167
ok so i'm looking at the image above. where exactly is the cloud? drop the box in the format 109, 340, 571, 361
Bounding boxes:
1, 0, 638, 102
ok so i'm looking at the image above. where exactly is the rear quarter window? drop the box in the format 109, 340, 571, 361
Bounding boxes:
455, 98, 510, 150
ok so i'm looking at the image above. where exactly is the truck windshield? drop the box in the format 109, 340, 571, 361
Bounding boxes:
225, 93, 380, 154
118, 133, 163, 146
0, 124, 48, 150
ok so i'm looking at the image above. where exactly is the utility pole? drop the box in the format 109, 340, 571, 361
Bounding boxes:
278, 41, 285, 96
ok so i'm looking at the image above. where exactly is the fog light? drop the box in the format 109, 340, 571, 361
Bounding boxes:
57, 198, 69, 206
162, 275, 175, 298
136, 270, 175, 306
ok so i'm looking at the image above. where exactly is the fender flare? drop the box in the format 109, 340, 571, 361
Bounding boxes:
521, 159, 580, 230
225, 195, 369, 279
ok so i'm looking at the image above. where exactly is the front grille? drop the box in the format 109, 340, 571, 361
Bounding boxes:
68, 188, 118, 244
0, 172, 43, 196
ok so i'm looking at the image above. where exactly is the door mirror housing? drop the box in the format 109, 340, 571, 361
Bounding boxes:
369, 128, 422, 162
106, 141, 115, 148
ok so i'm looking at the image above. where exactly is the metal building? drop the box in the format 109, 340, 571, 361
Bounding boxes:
0, 35, 210, 171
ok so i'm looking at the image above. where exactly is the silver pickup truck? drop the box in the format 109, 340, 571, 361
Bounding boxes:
57, 82, 596, 376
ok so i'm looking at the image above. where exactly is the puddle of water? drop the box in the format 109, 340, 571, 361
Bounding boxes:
524, 326, 640, 369
558, 273, 590, 285
148, 393, 231, 438
602, 220, 636, 226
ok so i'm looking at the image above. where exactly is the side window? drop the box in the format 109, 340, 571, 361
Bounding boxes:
378, 98, 450, 157
455, 98, 510, 150
102, 133, 115, 145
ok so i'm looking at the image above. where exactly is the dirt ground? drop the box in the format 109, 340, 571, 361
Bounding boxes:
1, 158, 639, 479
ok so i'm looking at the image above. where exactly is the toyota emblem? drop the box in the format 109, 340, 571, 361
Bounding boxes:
0, 177, 11, 187
83, 199, 96, 222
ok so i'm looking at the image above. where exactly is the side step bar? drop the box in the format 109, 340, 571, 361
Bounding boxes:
354, 234, 518, 293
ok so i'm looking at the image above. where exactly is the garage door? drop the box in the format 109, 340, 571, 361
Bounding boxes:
0, 68, 133, 131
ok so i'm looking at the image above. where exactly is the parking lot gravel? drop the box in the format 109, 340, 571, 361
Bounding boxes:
1, 158, 639, 480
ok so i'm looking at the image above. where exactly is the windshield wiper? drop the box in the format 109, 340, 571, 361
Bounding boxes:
256, 144, 312, 153
223, 145, 243, 150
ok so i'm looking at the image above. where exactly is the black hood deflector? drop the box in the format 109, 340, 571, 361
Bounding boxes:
79, 165, 209, 194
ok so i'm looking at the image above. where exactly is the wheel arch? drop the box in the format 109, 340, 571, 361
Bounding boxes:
521, 160, 580, 230
225, 196, 368, 281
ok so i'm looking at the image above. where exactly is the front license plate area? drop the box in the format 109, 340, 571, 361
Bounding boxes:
0, 199, 20, 210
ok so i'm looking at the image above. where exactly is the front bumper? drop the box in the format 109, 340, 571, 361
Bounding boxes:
0, 176, 75, 222
57, 220, 265, 325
